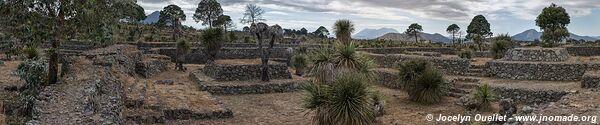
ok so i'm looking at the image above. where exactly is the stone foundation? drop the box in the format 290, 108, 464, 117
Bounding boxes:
136, 54, 172, 78
502, 48, 570, 62
190, 71, 304, 95
582, 71, 600, 88
565, 46, 600, 56
485, 61, 600, 81
494, 87, 569, 105
365, 52, 470, 75
357, 47, 457, 54
202, 61, 292, 81
153, 47, 291, 64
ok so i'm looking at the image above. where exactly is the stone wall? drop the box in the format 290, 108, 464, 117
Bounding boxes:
136, 54, 172, 78
502, 48, 570, 62
485, 61, 600, 81
365, 52, 470, 75
202, 62, 292, 81
152, 47, 291, 64
473, 51, 492, 58
581, 70, 600, 88
372, 68, 401, 89
565, 46, 600, 56
494, 87, 569, 105
357, 47, 457, 54
135, 42, 326, 50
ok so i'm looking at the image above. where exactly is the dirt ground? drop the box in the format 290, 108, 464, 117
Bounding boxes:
0, 60, 23, 124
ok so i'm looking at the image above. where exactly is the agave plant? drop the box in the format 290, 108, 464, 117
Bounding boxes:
302, 73, 378, 125
473, 84, 496, 111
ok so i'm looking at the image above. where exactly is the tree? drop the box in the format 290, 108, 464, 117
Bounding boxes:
240, 4, 265, 25
313, 26, 330, 38
194, 0, 223, 28
446, 24, 460, 44
251, 23, 284, 82
158, 4, 186, 42
333, 19, 355, 46
300, 28, 308, 35
119, 2, 146, 22
213, 15, 233, 30
466, 15, 492, 51
536, 3, 570, 47
405, 23, 423, 43
8, 0, 139, 84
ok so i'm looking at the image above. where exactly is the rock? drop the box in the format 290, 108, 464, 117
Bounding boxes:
521, 106, 534, 114
155, 79, 175, 85
499, 99, 518, 118
456, 95, 481, 110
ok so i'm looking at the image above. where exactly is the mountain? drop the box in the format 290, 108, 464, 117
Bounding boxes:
512, 29, 542, 41
377, 32, 452, 43
353, 28, 399, 40
512, 29, 599, 41
142, 11, 161, 25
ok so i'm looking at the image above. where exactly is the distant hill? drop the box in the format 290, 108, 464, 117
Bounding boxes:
512, 29, 598, 41
377, 32, 451, 43
142, 11, 161, 25
352, 28, 399, 40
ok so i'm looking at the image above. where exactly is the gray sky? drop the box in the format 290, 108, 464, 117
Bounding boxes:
138, 0, 600, 36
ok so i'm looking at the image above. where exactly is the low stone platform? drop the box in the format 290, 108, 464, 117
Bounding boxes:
136, 54, 172, 78
405, 51, 442, 57
190, 71, 306, 95
203, 59, 292, 81
485, 60, 600, 81
582, 70, 600, 88
502, 48, 570, 62
371, 68, 400, 89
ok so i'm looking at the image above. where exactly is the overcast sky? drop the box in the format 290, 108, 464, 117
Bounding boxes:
138, 0, 600, 36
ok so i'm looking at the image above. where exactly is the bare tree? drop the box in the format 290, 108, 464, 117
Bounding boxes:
240, 4, 266, 25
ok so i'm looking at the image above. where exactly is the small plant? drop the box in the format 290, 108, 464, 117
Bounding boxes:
291, 54, 308, 76
201, 28, 224, 63
459, 49, 473, 59
302, 73, 379, 125
408, 68, 447, 104
22, 46, 40, 59
490, 40, 515, 59
7, 59, 48, 121
473, 84, 496, 111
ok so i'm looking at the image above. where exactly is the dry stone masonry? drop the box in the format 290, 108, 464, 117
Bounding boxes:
202, 61, 292, 81
502, 48, 570, 62
365, 52, 470, 75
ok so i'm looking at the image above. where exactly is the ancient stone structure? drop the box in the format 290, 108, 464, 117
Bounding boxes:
202, 61, 292, 81
565, 46, 600, 56
502, 48, 570, 62
365, 52, 470, 75
190, 71, 304, 95
357, 47, 457, 54
152, 47, 291, 64
136, 54, 172, 78
405, 51, 441, 57
494, 86, 569, 105
582, 70, 600, 88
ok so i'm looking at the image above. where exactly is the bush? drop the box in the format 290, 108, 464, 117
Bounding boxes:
201, 28, 224, 62
459, 49, 473, 59
398, 59, 448, 104
7, 59, 48, 120
302, 73, 379, 125
397, 59, 430, 88
408, 68, 447, 104
22, 47, 40, 59
473, 84, 496, 111
291, 54, 308, 76
491, 40, 515, 59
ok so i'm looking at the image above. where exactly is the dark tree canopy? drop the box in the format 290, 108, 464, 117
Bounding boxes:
300, 28, 308, 35
313, 26, 330, 38
446, 24, 460, 44
405, 23, 423, 43
194, 0, 223, 27
213, 15, 233, 30
467, 15, 492, 50
158, 4, 186, 27
536, 3, 570, 44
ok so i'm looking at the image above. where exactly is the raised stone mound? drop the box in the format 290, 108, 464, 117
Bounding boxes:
190, 71, 305, 95
365, 52, 470, 75
371, 68, 400, 89
136, 54, 172, 78
502, 48, 570, 62
565, 46, 600, 56
582, 70, 600, 88
203, 59, 292, 81
485, 61, 600, 81
405, 51, 441, 57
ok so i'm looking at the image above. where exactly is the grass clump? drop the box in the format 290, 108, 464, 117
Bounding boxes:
459, 49, 473, 59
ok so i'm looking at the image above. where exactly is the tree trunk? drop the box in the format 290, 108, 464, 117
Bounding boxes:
255, 33, 269, 82
452, 32, 455, 45
48, 11, 65, 85
415, 33, 418, 43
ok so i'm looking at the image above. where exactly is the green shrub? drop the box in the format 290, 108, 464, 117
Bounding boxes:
302, 73, 379, 125
397, 59, 430, 88
22, 47, 40, 59
459, 49, 473, 59
9, 59, 48, 120
201, 28, 224, 62
491, 40, 515, 59
291, 54, 308, 76
473, 84, 496, 111
408, 68, 447, 104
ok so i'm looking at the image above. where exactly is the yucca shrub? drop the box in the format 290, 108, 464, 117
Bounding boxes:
408, 68, 447, 104
491, 34, 516, 59
302, 73, 378, 125
291, 54, 308, 76
473, 84, 496, 111
22, 47, 40, 60
459, 49, 473, 59
307, 42, 376, 83
398, 59, 448, 104
175, 39, 191, 70
201, 28, 224, 62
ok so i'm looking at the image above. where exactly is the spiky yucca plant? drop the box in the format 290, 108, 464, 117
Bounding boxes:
201, 28, 224, 63
333, 19, 355, 45
409, 68, 447, 104
307, 42, 376, 83
175, 39, 191, 71
473, 84, 496, 111
291, 54, 308, 76
302, 73, 376, 125
397, 59, 430, 89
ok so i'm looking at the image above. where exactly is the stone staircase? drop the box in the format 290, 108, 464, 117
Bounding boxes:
447, 77, 481, 98
464, 64, 487, 77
